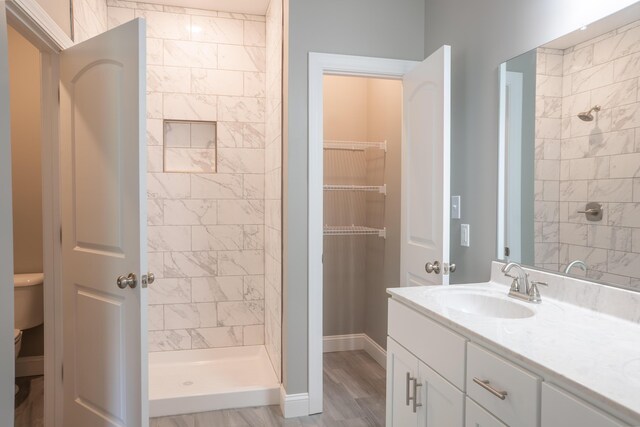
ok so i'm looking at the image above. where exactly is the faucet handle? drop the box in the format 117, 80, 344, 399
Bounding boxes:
528, 281, 547, 303
508, 276, 520, 292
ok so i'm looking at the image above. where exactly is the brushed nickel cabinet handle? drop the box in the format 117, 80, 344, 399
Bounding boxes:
412, 378, 423, 413
405, 372, 411, 406
473, 377, 508, 400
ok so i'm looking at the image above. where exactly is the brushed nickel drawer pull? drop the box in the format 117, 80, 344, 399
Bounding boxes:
473, 377, 508, 400
412, 378, 422, 413
405, 372, 411, 406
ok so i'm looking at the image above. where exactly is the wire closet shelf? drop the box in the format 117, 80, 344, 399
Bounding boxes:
323, 140, 387, 152
323, 184, 387, 194
323, 225, 387, 238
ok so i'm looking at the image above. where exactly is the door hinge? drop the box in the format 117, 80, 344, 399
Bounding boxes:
57, 87, 60, 104
504, 247, 510, 257
59, 226, 62, 245
61, 364, 64, 382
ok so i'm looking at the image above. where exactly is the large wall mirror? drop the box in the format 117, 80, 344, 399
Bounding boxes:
498, 2, 640, 291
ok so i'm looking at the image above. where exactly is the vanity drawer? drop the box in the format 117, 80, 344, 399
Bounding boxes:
541, 383, 628, 427
465, 397, 507, 427
466, 342, 540, 427
388, 298, 466, 390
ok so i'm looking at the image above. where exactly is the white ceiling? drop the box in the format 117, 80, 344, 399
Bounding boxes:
152, 0, 270, 15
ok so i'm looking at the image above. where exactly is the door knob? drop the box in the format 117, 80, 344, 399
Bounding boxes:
425, 261, 441, 274
141, 273, 155, 288
116, 273, 137, 289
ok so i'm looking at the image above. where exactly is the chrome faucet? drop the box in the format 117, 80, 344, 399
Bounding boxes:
564, 260, 587, 275
501, 262, 546, 303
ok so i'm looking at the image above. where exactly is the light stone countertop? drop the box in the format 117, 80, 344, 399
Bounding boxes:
388, 281, 640, 423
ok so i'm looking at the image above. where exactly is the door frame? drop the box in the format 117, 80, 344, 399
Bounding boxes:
307, 53, 417, 415
3, 1, 72, 425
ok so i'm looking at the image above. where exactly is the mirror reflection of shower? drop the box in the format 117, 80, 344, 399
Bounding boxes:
577, 105, 601, 121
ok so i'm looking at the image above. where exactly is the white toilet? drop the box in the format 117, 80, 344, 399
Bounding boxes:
14, 272, 44, 359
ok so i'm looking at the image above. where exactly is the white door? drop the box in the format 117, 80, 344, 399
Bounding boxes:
505, 71, 523, 263
60, 19, 148, 427
0, 3, 16, 420
417, 361, 464, 426
401, 45, 451, 287
386, 338, 419, 427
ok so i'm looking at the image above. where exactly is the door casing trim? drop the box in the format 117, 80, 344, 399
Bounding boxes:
306, 52, 417, 416
4, 2, 70, 425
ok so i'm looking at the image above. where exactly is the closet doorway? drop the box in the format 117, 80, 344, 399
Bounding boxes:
307, 48, 453, 416
322, 75, 401, 357
321, 74, 402, 423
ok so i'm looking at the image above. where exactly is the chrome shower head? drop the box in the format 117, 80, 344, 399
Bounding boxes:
577, 105, 601, 122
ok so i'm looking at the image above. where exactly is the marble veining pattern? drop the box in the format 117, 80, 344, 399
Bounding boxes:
534, 20, 640, 289
264, 0, 283, 380
389, 262, 640, 422
107, 0, 274, 359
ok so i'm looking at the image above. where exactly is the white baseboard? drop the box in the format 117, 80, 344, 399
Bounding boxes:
323, 333, 386, 369
16, 355, 44, 377
323, 333, 365, 352
279, 385, 309, 418
362, 335, 387, 368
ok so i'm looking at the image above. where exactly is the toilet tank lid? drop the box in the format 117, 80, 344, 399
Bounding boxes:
14, 273, 44, 287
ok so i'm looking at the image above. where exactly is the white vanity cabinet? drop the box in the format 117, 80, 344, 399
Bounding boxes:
387, 338, 419, 426
465, 397, 507, 427
466, 343, 539, 427
387, 297, 634, 427
541, 383, 626, 427
386, 337, 464, 426
387, 299, 467, 426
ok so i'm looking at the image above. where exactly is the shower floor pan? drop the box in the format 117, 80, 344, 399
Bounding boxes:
149, 345, 280, 417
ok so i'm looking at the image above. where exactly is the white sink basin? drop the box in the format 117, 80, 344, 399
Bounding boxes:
430, 288, 535, 319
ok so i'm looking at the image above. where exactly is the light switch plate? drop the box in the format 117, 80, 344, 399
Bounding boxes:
461, 224, 470, 247
451, 196, 461, 219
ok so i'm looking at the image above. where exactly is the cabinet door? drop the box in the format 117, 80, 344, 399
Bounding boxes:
541, 383, 627, 427
417, 361, 464, 426
387, 338, 419, 427
465, 397, 507, 427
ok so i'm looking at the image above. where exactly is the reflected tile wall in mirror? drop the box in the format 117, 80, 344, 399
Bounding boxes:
533, 20, 640, 289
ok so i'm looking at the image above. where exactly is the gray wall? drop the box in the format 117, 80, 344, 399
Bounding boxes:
505, 50, 536, 265
284, 0, 425, 394
0, 4, 16, 416
323, 76, 369, 338
9, 25, 43, 277
321, 76, 402, 348
364, 79, 402, 349
424, 0, 638, 285
8, 26, 44, 358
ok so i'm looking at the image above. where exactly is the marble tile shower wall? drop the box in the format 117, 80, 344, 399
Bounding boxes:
264, 0, 282, 379
74, 0, 108, 42
107, 1, 267, 351
534, 47, 563, 272
535, 20, 640, 289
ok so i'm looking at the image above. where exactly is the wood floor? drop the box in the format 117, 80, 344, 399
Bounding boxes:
151, 350, 386, 427
12, 351, 385, 426
14, 375, 44, 427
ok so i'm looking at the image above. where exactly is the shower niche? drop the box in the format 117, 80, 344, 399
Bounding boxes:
163, 120, 217, 173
